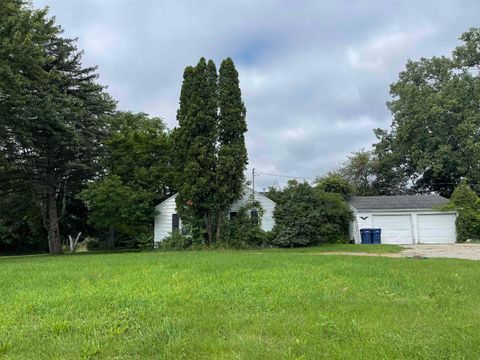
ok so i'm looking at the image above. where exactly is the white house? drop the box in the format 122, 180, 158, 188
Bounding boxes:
154, 186, 276, 243
349, 195, 457, 245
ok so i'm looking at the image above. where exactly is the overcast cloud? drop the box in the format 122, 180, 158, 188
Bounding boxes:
33, 0, 480, 189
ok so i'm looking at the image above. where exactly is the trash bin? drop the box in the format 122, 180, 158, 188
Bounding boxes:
372, 228, 382, 244
360, 228, 372, 244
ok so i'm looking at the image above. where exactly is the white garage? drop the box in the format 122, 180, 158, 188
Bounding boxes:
349, 195, 457, 245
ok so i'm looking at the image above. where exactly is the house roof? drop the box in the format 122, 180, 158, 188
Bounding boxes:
349, 194, 449, 210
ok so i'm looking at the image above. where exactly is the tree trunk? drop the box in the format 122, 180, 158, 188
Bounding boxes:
47, 187, 63, 255
215, 210, 222, 242
205, 211, 213, 245
106, 226, 115, 249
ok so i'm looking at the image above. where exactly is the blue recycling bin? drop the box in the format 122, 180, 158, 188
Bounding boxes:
372, 228, 382, 244
360, 228, 372, 244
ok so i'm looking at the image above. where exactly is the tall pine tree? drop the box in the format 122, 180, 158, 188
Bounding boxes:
0, 1, 115, 254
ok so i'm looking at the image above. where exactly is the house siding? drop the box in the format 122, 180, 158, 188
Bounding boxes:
154, 187, 276, 242
154, 194, 182, 242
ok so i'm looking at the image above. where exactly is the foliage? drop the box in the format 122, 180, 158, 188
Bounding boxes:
337, 150, 376, 196
1, 250, 480, 358
222, 200, 268, 248
173, 58, 248, 244
0, 0, 115, 254
272, 181, 352, 247
215, 58, 249, 240
135, 233, 154, 251
379, 28, 480, 197
314, 172, 355, 199
174, 59, 218, 244
444, 180, 480, 241
159, 231, 192, 250
79, 112, 173, 248
79, 175, 155, 238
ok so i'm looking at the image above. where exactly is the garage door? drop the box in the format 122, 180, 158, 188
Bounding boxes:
417, 214, 456, 244
372, 215, 413, 244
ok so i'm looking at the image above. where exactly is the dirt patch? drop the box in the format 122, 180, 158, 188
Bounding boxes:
401, 244, 480, 260
314, 244, 480, 260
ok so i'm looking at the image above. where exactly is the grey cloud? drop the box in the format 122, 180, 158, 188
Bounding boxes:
34, 0, 480, 189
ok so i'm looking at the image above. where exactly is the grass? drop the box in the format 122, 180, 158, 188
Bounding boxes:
0, 246, 479, 359
268, 243, 403, 254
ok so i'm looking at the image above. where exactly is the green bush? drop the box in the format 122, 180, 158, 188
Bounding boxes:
272, 181, 353, 247
444, 180, 480, 241
220, 200, 269, 248
136, 233, 154, 250
160, 231, 192, 250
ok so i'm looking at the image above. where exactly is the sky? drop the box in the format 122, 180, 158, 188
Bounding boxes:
33, 0, 480, 190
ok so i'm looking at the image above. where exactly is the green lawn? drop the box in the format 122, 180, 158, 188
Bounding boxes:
0, 246, 479, 359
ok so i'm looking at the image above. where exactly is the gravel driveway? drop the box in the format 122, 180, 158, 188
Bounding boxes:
401, 244, 480, 260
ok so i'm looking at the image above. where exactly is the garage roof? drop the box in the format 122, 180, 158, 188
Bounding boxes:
349, 194, 449, 210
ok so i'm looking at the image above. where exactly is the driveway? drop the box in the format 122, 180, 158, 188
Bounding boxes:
401, 244, 480, 260
316, 244, 480, 260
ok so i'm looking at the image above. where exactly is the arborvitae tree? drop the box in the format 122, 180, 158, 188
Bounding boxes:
174, 57, 248, 244
174, 58, 218, 244
0, 1, 115, 254
215, 58, 248, 240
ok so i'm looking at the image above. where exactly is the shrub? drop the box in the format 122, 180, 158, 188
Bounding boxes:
160, 231, 192, 250
136, 233, 154, 250
220, 200, 268, 248
272, 181, 352, 247
444, 180, 480, 241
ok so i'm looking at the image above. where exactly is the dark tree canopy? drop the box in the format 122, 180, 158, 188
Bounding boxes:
0, 0, 115, 254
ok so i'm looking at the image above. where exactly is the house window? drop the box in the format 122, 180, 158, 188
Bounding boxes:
172, 214, 179, 232
230, 212, 238, 219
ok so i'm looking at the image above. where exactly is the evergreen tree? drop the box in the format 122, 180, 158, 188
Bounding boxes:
0, 1, 115, 254
174, 57, 248, 244
215, 58, 248, 240
174, 58, 217, 244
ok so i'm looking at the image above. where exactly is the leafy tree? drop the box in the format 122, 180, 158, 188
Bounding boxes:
337, 150, 376, 196
79, 175, 154, 240
381, 28, 480, 197
314, 172, 355, 199
79, 112, 173, 248
272, 181, 352, 247
215, 58, 248, 240
444, 180, 480, 241
0, 1, 115, 254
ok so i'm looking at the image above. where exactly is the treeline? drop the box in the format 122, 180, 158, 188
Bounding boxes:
0, 1, 250, 254
0, 2, 170, 253
2, 1, 480, 253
